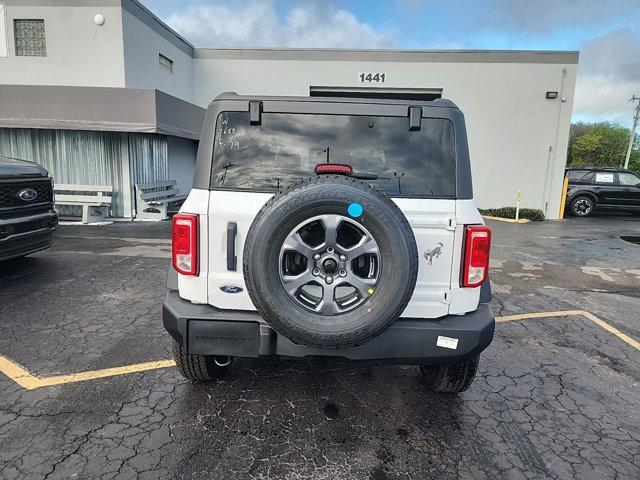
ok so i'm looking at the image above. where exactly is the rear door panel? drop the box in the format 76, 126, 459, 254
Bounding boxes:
392, 198, 455, 318
614, 173, 640, 207
592, 172, 619, 205
206, 190, 272, 310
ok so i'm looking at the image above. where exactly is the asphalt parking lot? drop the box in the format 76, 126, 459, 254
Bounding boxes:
0, 215, 639, 479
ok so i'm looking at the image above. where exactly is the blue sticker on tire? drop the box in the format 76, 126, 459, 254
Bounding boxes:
348, 203, 363, 218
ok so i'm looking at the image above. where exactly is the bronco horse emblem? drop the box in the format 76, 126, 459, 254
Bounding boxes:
423, 242, 444, 265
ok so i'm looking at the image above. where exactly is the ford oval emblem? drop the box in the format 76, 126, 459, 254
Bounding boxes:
220, 284, 243, 294
17, 188, 38, 202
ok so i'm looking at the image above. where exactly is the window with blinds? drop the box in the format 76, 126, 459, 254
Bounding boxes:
14, 19, 46, 56
159, 53, 173, 73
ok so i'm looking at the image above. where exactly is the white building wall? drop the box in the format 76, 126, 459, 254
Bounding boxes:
0, 1, 126, 87
121, 9, 193, 102
0, 0, 577, 220
192, 53, 577, 219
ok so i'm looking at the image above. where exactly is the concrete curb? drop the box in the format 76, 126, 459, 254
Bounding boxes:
482, 215, 531, 224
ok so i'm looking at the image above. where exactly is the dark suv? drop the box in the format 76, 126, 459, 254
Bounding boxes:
565, 167, 640, 217
0, 155, 58, 261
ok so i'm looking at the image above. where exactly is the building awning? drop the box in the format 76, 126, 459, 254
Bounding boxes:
0, 85, 205, 140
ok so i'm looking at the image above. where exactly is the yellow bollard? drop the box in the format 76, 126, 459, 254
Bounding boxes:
558, 177, 569, 219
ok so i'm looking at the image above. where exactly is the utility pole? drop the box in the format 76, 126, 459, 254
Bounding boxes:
624, 95, 640, 170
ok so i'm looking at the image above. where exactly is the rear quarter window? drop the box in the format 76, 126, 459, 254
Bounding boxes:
618, 172, 640, 186
210, 111, 456, 198
567, 170, 591, 182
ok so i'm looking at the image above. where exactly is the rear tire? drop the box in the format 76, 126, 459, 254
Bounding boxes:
172, 343, 229, 381
420, 356, 479, 393
570, 195, 595, 217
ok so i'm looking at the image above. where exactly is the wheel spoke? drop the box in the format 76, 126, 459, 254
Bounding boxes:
281, 270, 314, 295
282, 232, 318, 259
318, 283, 339, 314
321, 215, 342, 247
344, 235, 378, 258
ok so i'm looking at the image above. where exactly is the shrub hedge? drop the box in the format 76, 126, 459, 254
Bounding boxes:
479, 207, 545, 221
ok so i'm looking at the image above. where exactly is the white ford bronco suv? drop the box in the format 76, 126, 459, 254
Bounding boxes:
163, 93, 494, 393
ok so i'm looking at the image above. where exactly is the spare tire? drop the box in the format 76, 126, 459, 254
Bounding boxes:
243, 176, 418, 347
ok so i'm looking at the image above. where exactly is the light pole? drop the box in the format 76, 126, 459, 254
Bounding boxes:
624, 95, 640, 170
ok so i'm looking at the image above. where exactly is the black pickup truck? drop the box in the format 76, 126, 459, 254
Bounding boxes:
0, 155, 58, 261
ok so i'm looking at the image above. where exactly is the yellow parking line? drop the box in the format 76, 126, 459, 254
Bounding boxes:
497, 309, 640, 351
0, 354, 175, 391
0, 354, 41, 390
0, 309, 637, 391
35, 360, 177, 388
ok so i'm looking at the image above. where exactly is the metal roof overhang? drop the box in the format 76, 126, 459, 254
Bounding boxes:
0, 85, 205, 140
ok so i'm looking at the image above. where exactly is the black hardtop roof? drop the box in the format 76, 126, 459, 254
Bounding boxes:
566, 167, 635, 174
211, 92, 459, 110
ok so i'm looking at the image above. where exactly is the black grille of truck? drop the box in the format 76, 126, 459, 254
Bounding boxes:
0, 178, 54, 218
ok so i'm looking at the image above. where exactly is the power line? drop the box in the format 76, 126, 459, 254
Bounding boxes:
591, 101, 630, 117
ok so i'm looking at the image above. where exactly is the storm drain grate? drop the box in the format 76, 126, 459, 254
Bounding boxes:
620, 236, 640, 245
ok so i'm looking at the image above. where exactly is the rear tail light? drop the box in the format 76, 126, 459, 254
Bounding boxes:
461, 225, 491, 287
172, 213, 198, 275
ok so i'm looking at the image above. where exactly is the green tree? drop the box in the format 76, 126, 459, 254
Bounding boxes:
567, 121, 639, 175
629, 155, 640, 176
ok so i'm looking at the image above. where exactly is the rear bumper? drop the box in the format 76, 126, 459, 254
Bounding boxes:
163, 290, 495, 365
0, 210, 58, 261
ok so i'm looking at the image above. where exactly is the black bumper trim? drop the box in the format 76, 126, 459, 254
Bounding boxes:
163, 290, 495, 364
0, 230, 54, 261
0, 210, 57, 261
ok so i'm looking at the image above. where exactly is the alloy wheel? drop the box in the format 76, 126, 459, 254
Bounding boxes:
279, 214, 381, 315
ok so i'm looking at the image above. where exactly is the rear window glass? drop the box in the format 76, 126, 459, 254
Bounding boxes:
210, 112, 456, 198
567, 170, 591, 181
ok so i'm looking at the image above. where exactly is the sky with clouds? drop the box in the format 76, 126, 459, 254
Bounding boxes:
141, 0, 640, 127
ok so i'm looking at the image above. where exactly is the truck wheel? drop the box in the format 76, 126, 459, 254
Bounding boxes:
244, 176, 418, 348
570, 196, 594, 217
172, 343, 230, 381
420, 356, 479, 393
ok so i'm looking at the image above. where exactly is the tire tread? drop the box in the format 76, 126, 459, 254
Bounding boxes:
420, 357, 479, 393
172, 343, 224, 381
